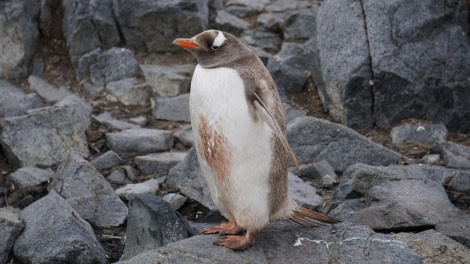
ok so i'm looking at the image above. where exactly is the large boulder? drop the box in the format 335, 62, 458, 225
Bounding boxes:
0, 0, 39, 78
0, 207, 24, 264
113, 0, 208, 52
313, 0, 470, 132
13, 190, 107, 264
116, 222, 422, 264
0, 106, 89, 167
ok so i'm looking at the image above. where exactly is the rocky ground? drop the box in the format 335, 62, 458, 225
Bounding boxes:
1, 0, 470, 263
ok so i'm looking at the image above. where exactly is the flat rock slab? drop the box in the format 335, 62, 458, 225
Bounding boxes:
152, 94, 190, 122
116, 178, 160, 201
0, 80, 44, 118
435, 214, 470, 249
13, 191, 107, 264
135, 152, 187, 175
93, 112, 140, 130
117, 221, 422, 264
49, 152, 128, 228
106, 128, 173, 154
9, 166, 54, 188
287, 116, 402, 172
0, 105, 89, 167
392, 230, 470, 264
325, 163, 464, 230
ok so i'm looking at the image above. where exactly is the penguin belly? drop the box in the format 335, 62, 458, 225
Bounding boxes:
190, 65, 273, 231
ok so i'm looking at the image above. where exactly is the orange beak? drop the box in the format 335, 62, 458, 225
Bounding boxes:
173, 38, 199, 49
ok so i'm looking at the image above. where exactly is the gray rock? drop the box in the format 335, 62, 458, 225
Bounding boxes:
287, 116, 402, 172
90, 48, 141, 87
9, 166, 54, 188
264, 0, 315, 12
438, 141, 470, 169
422, 154, 441, 165
28, 75, 72, 103
129, 115, 148, 126
256, 12, 283, 32
117, 221, 421, 264
135, 152, 187, 176
115, 178, 160, 201
366, 0, 470, 133
62, 0, 120, 62
141, 64, 192, 97
91, 150, 122, 170
214, 10, 250, 35
0, 80, 44, 118
301, 159, 338, 187
448, 170, 470, 191
75, 48, 101, 82
114, 0, 206, 52
392, 230, 470, 263
106, 128, 174, 154
120, 194, 193, 261
243, 30, 282, 53
163, 193, 188, 211
390, 123, 448, 145
49, 152, 128, 228
107, 169, 127, 183
325, 163, 464, 230
0, 0, 39, 78
435, 214, 470, 249
225, 0, 268, 18
314, 0, 470, 132
55, 94, 93, 130
0, 207, 24, 264
310, 0, 373, 131
282, 7, 319, 42
13, 190, 107, 264
152, 94, 190, 122
167, 147, 215, 210
267, 42, 314, 94
0, 106, 89, 167
283, 103, 307, 123
173, 124, 194, 146
288, 172, 322, 209
105, 78, 152, 106
123, 165, 137, 181
93, 112, 139, 130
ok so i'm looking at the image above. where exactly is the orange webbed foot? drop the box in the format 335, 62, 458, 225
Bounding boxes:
214, 232, 255, 250
200, 218, 242, 235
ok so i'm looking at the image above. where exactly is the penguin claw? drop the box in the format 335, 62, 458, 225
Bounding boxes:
201, 218, 242, 235
214, 233, 255, 250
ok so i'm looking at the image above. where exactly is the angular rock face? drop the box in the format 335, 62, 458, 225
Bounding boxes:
113, 0, 207, 52
0, 80, 44, 118
0, 207, 24, 264
0, 0, 39, 78
49, 152, 128, 228
120, 194, 192, 260
0, 106, 89, 167
324, 163, 464, 230
287, 116, 402, 172
13, 191, 107, 264
313, 0, 470, 132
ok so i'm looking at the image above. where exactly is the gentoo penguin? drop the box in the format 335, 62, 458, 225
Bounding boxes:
173, 30, 340, 250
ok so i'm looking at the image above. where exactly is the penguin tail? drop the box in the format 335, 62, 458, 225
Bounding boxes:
288, 206, 341, 227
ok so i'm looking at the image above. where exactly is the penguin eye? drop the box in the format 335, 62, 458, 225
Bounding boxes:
210, 45, 219, 51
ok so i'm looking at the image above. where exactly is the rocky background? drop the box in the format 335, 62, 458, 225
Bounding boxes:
1, 0, 470, 263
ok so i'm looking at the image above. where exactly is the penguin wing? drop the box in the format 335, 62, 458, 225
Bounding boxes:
253, 92, 300, 175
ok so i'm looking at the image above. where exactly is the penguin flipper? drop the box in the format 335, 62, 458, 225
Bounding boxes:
253, 92, 300, 175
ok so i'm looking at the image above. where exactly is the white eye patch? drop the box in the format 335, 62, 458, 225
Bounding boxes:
212, 31, 226, 47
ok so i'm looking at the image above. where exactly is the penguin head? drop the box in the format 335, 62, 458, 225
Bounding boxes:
173, 30, 249, 68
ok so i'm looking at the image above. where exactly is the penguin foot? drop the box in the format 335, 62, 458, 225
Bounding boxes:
214, 232, 255, 250
201, 218, 242, 235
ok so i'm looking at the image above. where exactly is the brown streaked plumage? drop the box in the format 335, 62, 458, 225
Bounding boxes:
173, 30, 340, 250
